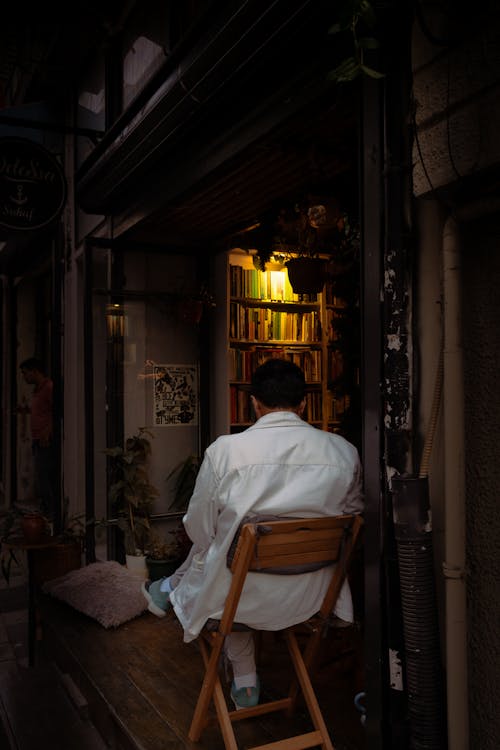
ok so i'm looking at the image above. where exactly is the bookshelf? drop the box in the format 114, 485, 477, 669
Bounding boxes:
227, 251, 349, 433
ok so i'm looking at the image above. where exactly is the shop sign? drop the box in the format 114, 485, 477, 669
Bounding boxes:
0, 137, 67, 231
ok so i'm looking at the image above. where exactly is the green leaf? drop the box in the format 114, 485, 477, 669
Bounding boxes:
359, 0, 377, 27
167, 455, 201, 511
329, 57, 359, 75
328, 22, 343, 34
104, 446, 123, 457
328, 57, 362, 82
358, 36, 380, 49
359, 64, 385, 79
1, 550, 18, 585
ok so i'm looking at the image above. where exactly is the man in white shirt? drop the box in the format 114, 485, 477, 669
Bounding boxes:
143, 358, 363, 709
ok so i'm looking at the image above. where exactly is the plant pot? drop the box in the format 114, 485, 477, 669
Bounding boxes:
146, 557, 180, 582
21, 514, 47, 544
125, 553, 148, 581
34, 540, 82, 584
286, 257, 327, 295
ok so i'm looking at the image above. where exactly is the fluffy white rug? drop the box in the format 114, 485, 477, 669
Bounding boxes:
42, 560, 147, 628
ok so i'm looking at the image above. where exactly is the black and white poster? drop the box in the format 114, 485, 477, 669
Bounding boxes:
153, 364, 198, 426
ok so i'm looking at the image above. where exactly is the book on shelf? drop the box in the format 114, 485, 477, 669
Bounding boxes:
229, 347, 322, 383
324, 285, 347, 307
230, 265, 300, 302
229, 302, 321, 342
230, 384, 256, 424
230, 382, 323, 426
228, 255, 353, 435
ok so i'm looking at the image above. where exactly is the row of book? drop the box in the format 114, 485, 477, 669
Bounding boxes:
229, 384, 348, 426
106, 312, 127, 338
327, 350, 344, 382
229, 264, 347, 307
325, 308, 349, 343
229, 347, 322, 383
229, 303, 322, 342
325, 394, 350, 420
324, 287, 348, 307
230, 385, 324, 424
230, 385, 256, 424
230, 265, 300, 302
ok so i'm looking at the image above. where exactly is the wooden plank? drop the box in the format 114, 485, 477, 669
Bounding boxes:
0, 659, 107, 750
59, 670, 90, 719
41, 596, 227, 748
39, 593, 365, 750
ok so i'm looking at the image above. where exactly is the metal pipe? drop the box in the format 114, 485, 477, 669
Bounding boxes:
442, 216, 468, 749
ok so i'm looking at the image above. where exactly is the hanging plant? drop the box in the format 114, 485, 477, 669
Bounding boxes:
231, 200, 357, 295
327, 0, 384, 83
285, 257, 328, 295
283, 202, 333, 294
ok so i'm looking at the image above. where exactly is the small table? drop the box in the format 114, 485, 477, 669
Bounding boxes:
3, 535, 61, 666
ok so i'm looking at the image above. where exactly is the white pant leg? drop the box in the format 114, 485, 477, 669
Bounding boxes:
224, 631, 257, 688
169, 545, 257, 687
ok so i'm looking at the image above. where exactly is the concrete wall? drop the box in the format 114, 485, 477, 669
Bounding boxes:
412, 2, 500, 198
462, 215, 500, 749
412, 4, 500, 746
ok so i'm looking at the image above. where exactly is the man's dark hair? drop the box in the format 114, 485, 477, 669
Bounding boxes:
20, 357, 45, 372
251, 358, 306, 408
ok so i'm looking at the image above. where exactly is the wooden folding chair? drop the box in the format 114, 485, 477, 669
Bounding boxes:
188, 514, 364, 750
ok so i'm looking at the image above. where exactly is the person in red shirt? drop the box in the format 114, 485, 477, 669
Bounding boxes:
19, 357, 55, 520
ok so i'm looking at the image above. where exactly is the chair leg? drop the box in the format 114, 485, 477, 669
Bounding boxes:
287, 626, 323, 713
188, 635, 225, 742
188, 634, 239, 750
285, 630, 335, 750
211, 671, 239, 750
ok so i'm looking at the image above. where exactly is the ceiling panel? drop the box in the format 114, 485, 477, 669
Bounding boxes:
122, 92, 359, 251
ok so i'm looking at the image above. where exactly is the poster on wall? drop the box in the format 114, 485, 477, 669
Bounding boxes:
153, 364, 199, 426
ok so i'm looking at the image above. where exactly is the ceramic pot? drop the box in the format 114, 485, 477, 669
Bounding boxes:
125, 553, 148, 581
21, 514, 46, 544
286, 257, 327, 295
146, 557, 179, 582
34, 540, 82, 584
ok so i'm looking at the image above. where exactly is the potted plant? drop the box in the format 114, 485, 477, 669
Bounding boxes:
246, 201, 336, 294
104, 427, 159, 577
282, 203, 329, 294
145, 526, 187, 581
32, 499, 87, 584
0, 503, 52, 583
142, 454, 200, 580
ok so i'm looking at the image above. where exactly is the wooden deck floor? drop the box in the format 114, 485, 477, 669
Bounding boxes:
0, 575, 108, 750
37, 592, 366, 750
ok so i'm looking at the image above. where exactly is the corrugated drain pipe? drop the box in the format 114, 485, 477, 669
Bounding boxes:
392, 215, 468, 748
392, 442, 447, 747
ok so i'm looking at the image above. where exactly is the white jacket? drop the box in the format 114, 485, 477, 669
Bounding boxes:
170, 411, 363, 642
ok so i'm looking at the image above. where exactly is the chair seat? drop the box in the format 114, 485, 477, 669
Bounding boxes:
204, 618, 254, 632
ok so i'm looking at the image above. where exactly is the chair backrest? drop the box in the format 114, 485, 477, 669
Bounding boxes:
218, 514, 363, 636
